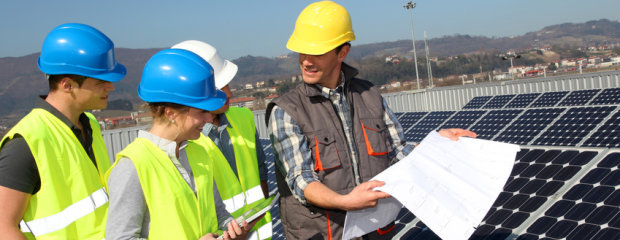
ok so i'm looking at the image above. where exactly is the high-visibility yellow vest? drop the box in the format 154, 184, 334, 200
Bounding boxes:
108, 135, 217, 240
210, 107, 272, 240
1, 109, 110, 240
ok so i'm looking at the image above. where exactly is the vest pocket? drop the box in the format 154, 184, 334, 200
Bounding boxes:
360, 118, 391, 156
307, 131, 341, 171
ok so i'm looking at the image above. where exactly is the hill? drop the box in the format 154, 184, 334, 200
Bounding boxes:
0, 19, 619, 121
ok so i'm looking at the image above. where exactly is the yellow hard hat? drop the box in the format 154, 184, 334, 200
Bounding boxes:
287, 1, 356, 55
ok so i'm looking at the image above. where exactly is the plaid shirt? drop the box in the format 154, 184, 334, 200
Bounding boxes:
268, 74, 414, 204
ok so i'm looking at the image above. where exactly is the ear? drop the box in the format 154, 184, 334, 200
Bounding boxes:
164, 107, 176, 122
59, 77, 75, 92
337, 44, 350, 62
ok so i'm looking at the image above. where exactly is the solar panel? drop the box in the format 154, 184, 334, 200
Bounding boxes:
483, 95, 516, 109
505, 93, 540, 109
404, 111, 455, 143
582, 108, 620, 148
558, 89, 601, 106
392, 148, 603, 240
590, 87, 620, 105
520, 150, 620, 239
463, 96, 493, 109
394, 112, 405, 120
494, 108, 564, 145
399, 112, 429, 131
469, 110, 523, 140
532, 106, 615, 146
438, 110, 486, 130
530, 91, 569, 108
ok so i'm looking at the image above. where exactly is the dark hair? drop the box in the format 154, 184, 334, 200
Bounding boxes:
335, 42, 351, 54
147, 102, 189, 120
48, 74, 87, 91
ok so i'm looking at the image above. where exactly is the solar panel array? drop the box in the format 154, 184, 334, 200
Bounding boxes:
590, 88, 620, 105
260, 87, 619, 240
405, 111, 455, 142
463, 96, 493, 109
505, 93, 540, 109
582, 110, 620, 148
558, 89, 601, 106
530, 91, 569, 108
483, 95, 516, 109
532, 106, 615, 146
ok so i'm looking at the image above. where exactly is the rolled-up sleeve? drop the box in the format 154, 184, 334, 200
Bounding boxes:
268, 106, 319, 204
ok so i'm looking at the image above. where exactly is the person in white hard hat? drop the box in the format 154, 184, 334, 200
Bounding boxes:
172, 40, 273, 240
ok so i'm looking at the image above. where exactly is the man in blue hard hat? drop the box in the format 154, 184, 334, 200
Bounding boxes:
0, 23, 126, 239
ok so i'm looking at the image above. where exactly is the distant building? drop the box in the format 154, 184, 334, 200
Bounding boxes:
230, 97, 256, 109
256, 81, 265, 88
385, 55, 401, 64
245, 83, 254, 90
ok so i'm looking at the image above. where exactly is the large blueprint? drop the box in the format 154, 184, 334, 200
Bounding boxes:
343, 131, 519, 240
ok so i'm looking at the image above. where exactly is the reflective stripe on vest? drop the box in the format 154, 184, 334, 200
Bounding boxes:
247, 221, 273, 240
20, 188, 108, 236
222, 185, 264, 213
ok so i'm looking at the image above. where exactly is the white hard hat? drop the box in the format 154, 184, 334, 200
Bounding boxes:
171, 40, 237, 89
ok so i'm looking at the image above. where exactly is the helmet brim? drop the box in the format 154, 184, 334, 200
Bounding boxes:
139, 87, 228, 112
87, 63, 127, 82
186, 89, 228, 112
215, 60, 237, 89
38, 59, 127, 83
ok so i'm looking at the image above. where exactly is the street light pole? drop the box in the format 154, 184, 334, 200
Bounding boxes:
502, 53, 521, 81
404, 1, 420, 90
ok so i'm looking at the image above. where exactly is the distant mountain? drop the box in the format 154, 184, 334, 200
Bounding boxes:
1, 19, 619, 119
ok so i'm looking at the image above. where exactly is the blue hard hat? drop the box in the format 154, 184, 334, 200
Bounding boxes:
38, 23, 126, 82
138, 49, 227, 111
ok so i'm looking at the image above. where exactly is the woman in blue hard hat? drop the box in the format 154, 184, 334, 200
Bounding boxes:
0, 23, 125, 239
105, 49, 254, 240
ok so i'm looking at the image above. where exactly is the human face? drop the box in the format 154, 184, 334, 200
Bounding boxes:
175, 107, 215, 141
212, 85, 233, 115
74, 77, 115, 110
298, 45, 349, 89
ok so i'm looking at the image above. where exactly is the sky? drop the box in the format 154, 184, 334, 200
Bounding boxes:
1, 0, 619, 60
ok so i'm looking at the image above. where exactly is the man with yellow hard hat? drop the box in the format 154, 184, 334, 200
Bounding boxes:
267, 1, 476, 239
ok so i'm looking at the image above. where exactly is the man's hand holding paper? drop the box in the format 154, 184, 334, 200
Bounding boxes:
343, 130, 518, 240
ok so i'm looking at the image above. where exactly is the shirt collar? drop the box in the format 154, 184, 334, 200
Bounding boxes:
35, 95, 90, 131
316, 71, 346, 99
203, 113, 230, 135
137, 130, 187, 158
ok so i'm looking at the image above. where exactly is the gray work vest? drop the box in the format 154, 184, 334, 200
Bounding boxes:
267, 63, 393, 240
